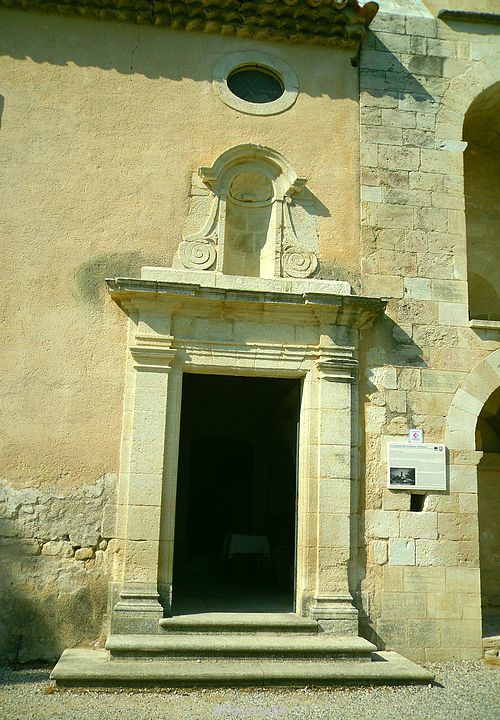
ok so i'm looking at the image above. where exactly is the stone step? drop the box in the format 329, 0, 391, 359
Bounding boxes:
158, 612, 319, 635
482, 634, 500, 659
51, 648, 435, 688
106, 633, 376, 660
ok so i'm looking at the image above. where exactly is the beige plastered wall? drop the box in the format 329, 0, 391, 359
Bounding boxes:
0, 9, 360, 661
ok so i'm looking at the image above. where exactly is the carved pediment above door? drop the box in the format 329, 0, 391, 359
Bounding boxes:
175, 144, 321, 280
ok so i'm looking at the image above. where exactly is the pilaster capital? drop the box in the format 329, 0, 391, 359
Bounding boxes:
130, 345, 177, 372
317, 350, 358, 383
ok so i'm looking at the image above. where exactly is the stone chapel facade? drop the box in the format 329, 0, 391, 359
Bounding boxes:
0, 0, 499, 668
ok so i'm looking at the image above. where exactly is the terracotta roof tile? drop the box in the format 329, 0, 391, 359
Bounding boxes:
0, 0, 379, 47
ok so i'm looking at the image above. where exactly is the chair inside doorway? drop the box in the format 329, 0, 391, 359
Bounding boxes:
172, 373, 300, 614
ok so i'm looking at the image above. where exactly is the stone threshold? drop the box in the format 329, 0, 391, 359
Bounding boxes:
105, 633, 376, 660
158, 612, 319, 634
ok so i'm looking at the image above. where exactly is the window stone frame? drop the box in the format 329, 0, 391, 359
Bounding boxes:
213, 51, 299, 116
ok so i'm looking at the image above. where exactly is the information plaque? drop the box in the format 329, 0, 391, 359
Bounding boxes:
387, 442, 447, 491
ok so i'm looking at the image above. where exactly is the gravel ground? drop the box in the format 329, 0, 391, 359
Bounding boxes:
0, 661, 498, 720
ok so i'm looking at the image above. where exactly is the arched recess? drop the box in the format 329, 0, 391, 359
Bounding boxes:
177, 144, 320, 280
435, 58, 500, 324
446, 349, 500, 451
435, 56, 500, 143
463, 82, 500, 321
199, 144, 307, 279
445, 349, 500, 637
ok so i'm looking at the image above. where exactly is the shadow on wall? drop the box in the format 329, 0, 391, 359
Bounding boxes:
362, 37, 436, 103
354, 314, 426, 648
438, 16, 500, 38
0, 475, 117, 665
0, 551, 108, 665
75, 251, 167, 305
3, 9, 440, 104
1, 8, 358, 99
0, 552, 109, 665
0, 548, 56, 665
358, 612, 388, 652
363, 313, 427, 380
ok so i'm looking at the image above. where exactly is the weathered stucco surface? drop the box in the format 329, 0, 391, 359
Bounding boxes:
0, 474, 118, 662
0, 8, 361, 662
0, 9, 361, 488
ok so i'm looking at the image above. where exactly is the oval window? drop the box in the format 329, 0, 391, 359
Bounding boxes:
227, 66, 284, 104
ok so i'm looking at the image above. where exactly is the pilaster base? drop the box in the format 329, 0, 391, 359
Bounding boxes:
311, 595, 359, 635
110, 583, 164, 635
158, 582, 173, 617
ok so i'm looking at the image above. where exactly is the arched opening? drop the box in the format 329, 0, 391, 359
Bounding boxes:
476, 386, 500, 638
463, 82, 500, 321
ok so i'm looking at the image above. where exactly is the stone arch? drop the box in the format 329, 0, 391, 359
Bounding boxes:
434, 60, 500, 324
445, 349, 500, 450
199, 144, 307, 200
435, 55, 500, 142
462, 81, 500, 321
445, 351, 500, 639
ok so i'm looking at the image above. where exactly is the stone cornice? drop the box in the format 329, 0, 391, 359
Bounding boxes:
106, 276, 386, 329
1, 0, 379, 48
438, 10, 500, 25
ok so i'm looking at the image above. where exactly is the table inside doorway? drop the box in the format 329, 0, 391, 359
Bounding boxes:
223, 533, 271, 559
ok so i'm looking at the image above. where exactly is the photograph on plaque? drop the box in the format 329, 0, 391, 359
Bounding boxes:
389, 467, 416, 487
387, 442, 447, 491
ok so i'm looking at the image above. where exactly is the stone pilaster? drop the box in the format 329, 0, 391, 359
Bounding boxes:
111, 343, 176, 635
311, 350, 359, 634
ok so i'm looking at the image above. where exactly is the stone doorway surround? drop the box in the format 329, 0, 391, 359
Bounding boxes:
106, 268, 385, 636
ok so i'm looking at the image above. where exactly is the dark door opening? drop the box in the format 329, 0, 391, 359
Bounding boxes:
172, 373, 300, 614
476, 386, 500, 638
